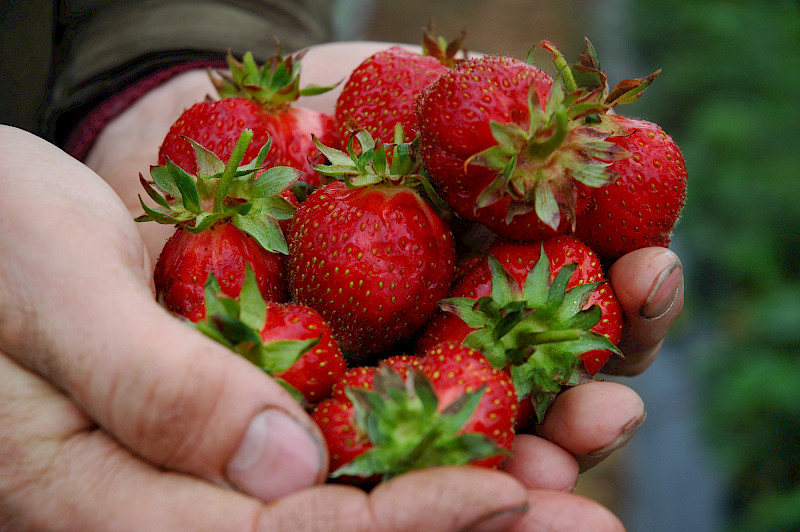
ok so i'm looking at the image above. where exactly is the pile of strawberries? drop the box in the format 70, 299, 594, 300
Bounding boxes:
137, 32, 687, 487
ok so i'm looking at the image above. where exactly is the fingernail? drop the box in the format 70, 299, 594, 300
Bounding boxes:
577, 411, 646, 472
226, 408, 324, 501
462, 503, 530, 532
641, 261, 682, 319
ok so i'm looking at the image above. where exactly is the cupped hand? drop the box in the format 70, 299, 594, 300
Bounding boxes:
34, 40, 686, 531
1, 125, 627, 531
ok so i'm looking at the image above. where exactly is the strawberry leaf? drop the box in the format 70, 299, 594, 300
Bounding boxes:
186, 137, 226, 177
149, 162, 182, 199
533, 183, 560, 230
255, 337, 319, 375
166, 160, 201, 214
232, 212, 288, 254
251, 165, 301, 199
237, 266, 267, 330
488, 255, 518, 303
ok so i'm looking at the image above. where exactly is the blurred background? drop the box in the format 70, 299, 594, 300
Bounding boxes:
2, 1, 797, 530
334, 1, 800, 531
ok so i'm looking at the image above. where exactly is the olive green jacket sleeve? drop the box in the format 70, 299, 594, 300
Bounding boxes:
35, 0, 332, 147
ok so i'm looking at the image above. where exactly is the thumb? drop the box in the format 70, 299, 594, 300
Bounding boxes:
0, 126, 327, 501
91, 299, 330, 501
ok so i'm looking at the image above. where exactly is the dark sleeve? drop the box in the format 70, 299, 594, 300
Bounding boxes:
40, 0, 333, 150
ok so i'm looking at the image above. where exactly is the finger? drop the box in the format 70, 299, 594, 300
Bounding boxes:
0, 350, 271, 531
23, 290, 326, 502
540, 381, 646, 472
501, 434, 579, 492
0, 128, 326, 501
509, 490, 625, 532
83, 70, 216, 264
262, 467, 530, 532
606, 247, 684, 375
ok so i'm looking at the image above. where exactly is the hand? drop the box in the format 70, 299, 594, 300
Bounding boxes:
1, 125, 628, 531
4, 40, 682, 531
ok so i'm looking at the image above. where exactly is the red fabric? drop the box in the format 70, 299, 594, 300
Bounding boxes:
63, 59, 226, 161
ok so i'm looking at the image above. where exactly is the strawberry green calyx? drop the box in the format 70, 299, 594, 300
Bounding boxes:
439, 248, 621, 420
313, 123, 449, 213
136, 129, 299, 254
212, 47, 337, 113
195, 266, 314, 404
467, 71, 629, 231
540, 39, 661, 117
331, 366, 504, 480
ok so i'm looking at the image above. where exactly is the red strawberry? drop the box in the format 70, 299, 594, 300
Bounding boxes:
316, 354, 423, 480
159, 49, 337, 187
287, 130, 456, 360
153, 222, 287, 322
416, 53, 624, 241
195, 266, 346, 405
258, 302, 347, 404
534, 39, 686, 259
415, 235, 622, 421
311, 343, 516, 484
158, 97, 276, 176
334, 28, 466, 145
138, 130, 299, 321
574, 115, 687, 259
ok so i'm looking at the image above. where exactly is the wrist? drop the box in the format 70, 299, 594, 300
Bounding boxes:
67, 60, 225, 162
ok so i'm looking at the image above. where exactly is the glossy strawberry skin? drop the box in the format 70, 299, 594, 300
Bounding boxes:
575, 115, 688, 260
418, 342, 517, 469
272, 106, 337, 187
158, 98, 335, 188
416, 55, 574, 240
334, 46, 449, 145
261, 302, 347, 404
416, 235, 622, 375
154, 222, 287, 322
158, 98, 278, 175
287, 180, 456, 358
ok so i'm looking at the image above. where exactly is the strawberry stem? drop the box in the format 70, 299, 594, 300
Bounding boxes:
519, 329, 584, 344
213, 129, 253, 212
540, 40, 578, 93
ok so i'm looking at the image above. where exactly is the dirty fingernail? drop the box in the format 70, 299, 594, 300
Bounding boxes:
462, 503, 530, 532
641, 261, 682, 319
227, 408, 324, 501
577, 411, 646, 472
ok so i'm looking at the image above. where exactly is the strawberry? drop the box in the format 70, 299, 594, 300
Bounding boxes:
137, 130, 299, 321
334, 28, 466, 145
195, 266, 346, 405
574, 114, 688, 259
153, 222, 288, 322
416, 52, 626, 241
311, 343, 516, 485
287, 129, 456, 360
415, 235, 622, 421
314, 354, 422, 482
536, 39, 686, 259
159, 48, 337, 187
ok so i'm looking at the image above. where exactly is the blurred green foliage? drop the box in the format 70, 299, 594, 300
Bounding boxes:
629, 1, 800, 530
